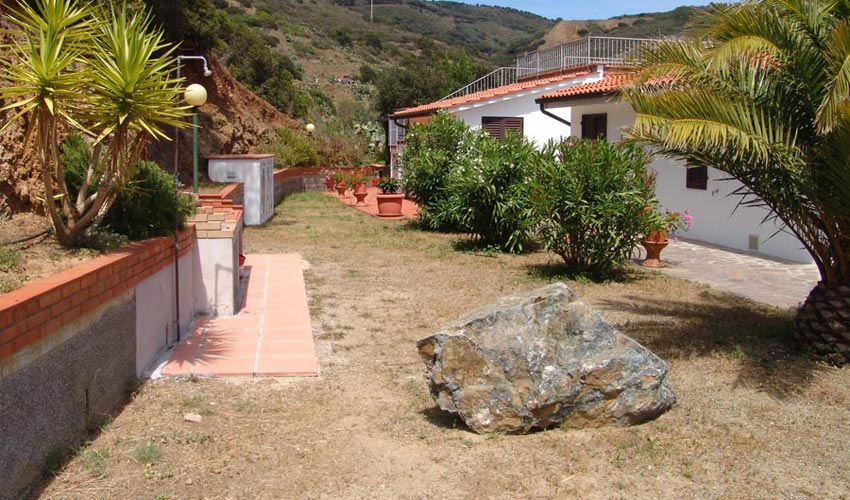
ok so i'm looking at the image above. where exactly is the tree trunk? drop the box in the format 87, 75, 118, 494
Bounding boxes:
794, 281, 850, 365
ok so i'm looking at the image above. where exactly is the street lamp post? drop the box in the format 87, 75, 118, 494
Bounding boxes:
184, 83, 208, 194
171, 55, 212, 343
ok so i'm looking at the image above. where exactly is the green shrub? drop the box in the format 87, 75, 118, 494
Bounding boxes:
529, 138, 656, 277
103, 161, 195, 241
62, 137, 193, 244
265, 127, 319, 168
400, 112, 476, 231
439, 132, 537, 252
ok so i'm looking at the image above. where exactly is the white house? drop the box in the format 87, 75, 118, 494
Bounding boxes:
389, 37, 813, 264
387, 65, 605, 175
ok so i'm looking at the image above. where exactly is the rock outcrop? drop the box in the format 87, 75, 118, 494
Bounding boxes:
417, 283, 676, 434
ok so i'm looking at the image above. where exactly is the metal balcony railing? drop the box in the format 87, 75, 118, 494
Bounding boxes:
440, 67, 535, 101
439, 37, 657, 101
515, 36, 657, 79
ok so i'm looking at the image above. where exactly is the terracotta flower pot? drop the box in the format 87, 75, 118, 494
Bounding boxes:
376, 193, 404, 217
353, 181, 368, 205
641, 236, 669, 268
325, 179, 335, 191
336, 182, 347, 196
645, 229, 668, 243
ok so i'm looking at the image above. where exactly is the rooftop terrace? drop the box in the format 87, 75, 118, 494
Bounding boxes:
441, 36, 656, 101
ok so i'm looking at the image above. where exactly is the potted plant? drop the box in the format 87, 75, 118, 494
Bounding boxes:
348, 166, 372, 205
331, 171, 347, 196
321, 168, 336, 191
641, 208, 693, 267
373, 176, 404, 217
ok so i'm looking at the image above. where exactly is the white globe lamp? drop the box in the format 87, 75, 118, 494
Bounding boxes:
184, 83, 208, 107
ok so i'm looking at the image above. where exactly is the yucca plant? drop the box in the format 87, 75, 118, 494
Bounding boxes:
0, 0, 191, 246
623, 0, 850, 363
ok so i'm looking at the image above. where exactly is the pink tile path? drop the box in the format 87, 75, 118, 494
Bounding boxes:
161, 254, 318, 377
325, 187, 419, 219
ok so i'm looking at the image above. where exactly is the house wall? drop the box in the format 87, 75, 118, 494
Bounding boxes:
454, 96, 572, 146
546, 98, 813, 263
450, 72, 609, 147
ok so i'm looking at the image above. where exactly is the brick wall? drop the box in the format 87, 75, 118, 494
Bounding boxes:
0, 228, 195, 366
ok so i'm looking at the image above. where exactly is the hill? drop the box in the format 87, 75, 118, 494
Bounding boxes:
541, 6, 703, 48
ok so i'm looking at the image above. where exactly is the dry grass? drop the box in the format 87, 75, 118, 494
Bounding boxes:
37, 192, 850, 499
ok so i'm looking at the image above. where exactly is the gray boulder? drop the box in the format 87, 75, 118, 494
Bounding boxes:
417, 283, 676, 434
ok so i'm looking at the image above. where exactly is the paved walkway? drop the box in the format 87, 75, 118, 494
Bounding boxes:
161, 254, 318, 377
325, 186, 418, 219
647, 239, 820, 309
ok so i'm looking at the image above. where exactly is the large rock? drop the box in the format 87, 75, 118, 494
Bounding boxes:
417, 283, 676, 434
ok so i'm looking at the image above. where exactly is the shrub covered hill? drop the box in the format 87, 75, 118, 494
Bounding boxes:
0, 0, 700, 210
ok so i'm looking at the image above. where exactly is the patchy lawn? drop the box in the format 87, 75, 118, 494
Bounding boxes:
38, 192, 850, 499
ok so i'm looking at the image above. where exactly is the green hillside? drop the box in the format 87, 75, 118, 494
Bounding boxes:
143, 0, 699, 124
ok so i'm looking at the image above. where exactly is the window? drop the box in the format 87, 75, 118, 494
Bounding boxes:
482, 117, 523, 140
389, 119, 407, 146
581, 113, 607, 140
686, 162, 708, 190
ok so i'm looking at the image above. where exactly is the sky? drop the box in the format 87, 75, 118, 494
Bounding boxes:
452, 1, 712, 20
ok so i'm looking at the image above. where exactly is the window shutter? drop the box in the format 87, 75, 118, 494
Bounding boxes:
482, 117, 504, 140
503, 117, 523, 136
482, 117, 524, 140
686, 163, 708, 190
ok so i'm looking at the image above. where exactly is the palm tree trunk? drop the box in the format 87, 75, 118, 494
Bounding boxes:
795, 281, 850, 365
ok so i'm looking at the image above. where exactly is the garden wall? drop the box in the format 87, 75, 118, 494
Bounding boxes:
273, 167, 326, 203
0, 228, 197, 499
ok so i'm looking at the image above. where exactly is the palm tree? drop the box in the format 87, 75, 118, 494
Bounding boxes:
0, 0, 190, 246
623, 0, 850, 363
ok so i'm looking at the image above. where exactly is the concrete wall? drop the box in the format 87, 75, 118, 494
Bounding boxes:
195, 237, 239, 316
0, 293, 137, 499
135, 253, 196, 377
0, 212, 245, 498
208, 155, 275, 225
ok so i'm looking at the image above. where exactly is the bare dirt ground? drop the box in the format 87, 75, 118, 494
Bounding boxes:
0, 213, 100, 294
37, 192, 850, 499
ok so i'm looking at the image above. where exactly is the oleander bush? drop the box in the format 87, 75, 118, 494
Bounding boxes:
528, 138, 656, 276
402, 115, 657, 267
400, 112, 478, 231
439, 131, 537, 252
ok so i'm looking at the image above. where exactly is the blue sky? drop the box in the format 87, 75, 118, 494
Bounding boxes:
452, 1, 712, 20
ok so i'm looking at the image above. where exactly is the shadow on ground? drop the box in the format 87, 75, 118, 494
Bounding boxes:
598, 290, 824, 401
420, 406, 470, 432
526, 262, 640, 284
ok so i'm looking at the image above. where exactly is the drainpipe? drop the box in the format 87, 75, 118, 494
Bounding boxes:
538, 101, 571, 128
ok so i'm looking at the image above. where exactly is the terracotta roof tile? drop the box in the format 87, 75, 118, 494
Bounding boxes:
537, 73, 635, 101
390, 69, 593, 119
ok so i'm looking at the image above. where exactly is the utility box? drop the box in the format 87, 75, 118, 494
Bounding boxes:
206, 154, 275, 225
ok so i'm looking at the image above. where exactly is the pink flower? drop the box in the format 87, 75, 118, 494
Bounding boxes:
567, 142, 574, 147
